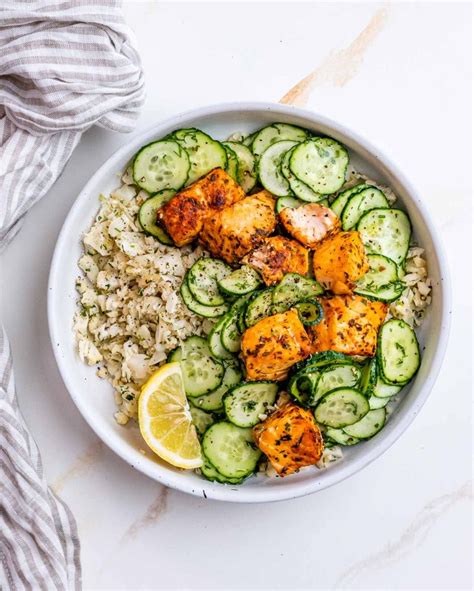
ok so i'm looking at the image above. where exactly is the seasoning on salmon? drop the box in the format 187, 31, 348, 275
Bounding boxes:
253, 402, 324, 476
241, 308, 312, 381
308, 294, 388, 357
199, 191, 276, 264
313, 230, 369, 294
242, 236, 309, 285
279, 202, 341, 248
157, 168, 244, 246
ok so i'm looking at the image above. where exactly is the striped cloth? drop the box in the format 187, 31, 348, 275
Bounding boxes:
0, 2, 145, 589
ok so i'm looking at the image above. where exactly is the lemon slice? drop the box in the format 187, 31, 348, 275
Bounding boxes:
138, 362, 202, 469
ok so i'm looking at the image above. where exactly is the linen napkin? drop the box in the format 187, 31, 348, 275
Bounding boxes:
0, 1, 145, 588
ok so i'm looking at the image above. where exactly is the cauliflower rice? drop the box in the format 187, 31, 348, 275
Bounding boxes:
74, 164, 432, 443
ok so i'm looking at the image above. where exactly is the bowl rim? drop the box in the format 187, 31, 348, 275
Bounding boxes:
48, 101, 452, 503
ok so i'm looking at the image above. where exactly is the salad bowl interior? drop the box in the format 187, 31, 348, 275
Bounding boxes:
48, 103, 450, 502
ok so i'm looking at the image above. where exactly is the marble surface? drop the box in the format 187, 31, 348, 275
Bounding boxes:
1, 2, 472, 589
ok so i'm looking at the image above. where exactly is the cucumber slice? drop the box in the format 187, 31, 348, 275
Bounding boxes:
272, 273, 323, 313
341, 187, 389, 230
372, 374, 402, 399
171, 128, 227, 185
314, 387, 369, 428
275, 196, 304, 213
224, 382, 278, 428
289, 138, 348, 195
190, 364, 242, 411
330, 183, 369, 218
244, 288, 274, 327
355, 254, 405, 302
138, 190, 175, 244
318, 197, 330, 207
167, 346, 182, 363
209, 316, 233, 360
288, 369, 320, 406
190, 406, 215, 436
220, 296, 251, 353
343, 408, 386, 439
218, 265, 262, 296
200, 455, 243, 484
258, 140, 297, 196
133, 140, 190, 193
295, 351, 354, 374
188, 258, 232, 306
243, 132, 257, 147
357, 208, 411, 265
324, 427, 360, 446
368, 395, 390, 410
202, 422, 261, 479
179, 336, 224, 397
251, 123, 308, 159
180, 280, 229, 318
223, 142, 257, 193
359, 358, 377, 396
280, 146, 323, 202
223, 144, 239, 181
312, 364, 362, 405
294, 300, 323, 326
377, 319, 420, 385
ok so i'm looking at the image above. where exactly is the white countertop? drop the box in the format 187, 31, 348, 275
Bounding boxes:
1, 2, 472, 589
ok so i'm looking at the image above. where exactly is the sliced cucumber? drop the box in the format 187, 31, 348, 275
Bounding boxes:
358, 208, 411, 265
275, 195, 304, 213
355, 254, 404, 303
289, 138, 348, 195
223, 141, 257, 193
218, 265, 262, 296
318, 198, 330, 207
343, 408, 386, 439
209, 316, 233, 360
377, 319, 420, 385
368, 395, 390, 410
224, 382, 278, 428
133, 140, 190, 193
258, 140, 297, 196
372, 374, 402, 399
330, 183, 369, 218
251, 123, 308, 159
178, 336, 224, 397
190, 364, 242, 411
324, 427, 360, 446
202, 422, 261, 479
281, 146, 323, 202
288, 369, 320, 406
341, 187, 389, 230
172, 128, 227, 185
272, 273, 323, 313
223, 144, 239, 181
295, 351, 354, 373
359, 358, 377, 396
188, 258, 232, 306
243, 132, 257, 147
244, 288, 274, 327
167, 346, 182, 363
312, 364, 362, 406
190, 406, 215, 436
180, 280, 229, 318
138, 190, 175, 244
221, 296, 250, 354
314, 387, 369, 428
200, 455, 243, 484
294, 300, 323, 326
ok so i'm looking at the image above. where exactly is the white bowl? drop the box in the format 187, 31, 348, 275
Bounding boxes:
48, 102, 451, 503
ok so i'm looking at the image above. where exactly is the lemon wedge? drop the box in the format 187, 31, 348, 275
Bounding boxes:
138, 362, 202, 469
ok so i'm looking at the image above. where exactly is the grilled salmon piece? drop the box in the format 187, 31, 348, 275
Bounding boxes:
309, 294, 388, 357
279, 203, 341, 248
157, 168, 245, 246
313, 231, 369, 294
241, 309, 312, 381
242, 236, 309, 285
253, 402, 324, 476
199, 191, 276, 264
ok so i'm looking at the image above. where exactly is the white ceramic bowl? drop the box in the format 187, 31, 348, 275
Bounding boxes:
48, 102, 451, 503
